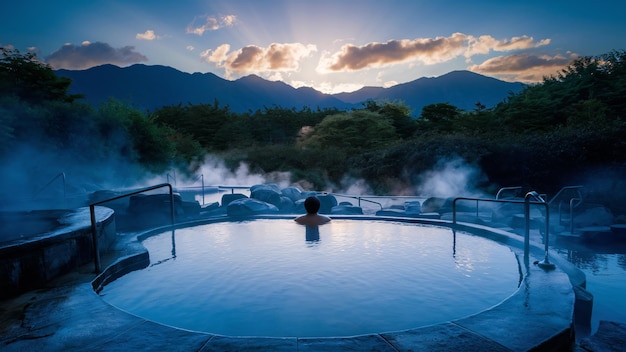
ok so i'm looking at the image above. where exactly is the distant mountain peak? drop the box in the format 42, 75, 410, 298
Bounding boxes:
55, 64, 524, 115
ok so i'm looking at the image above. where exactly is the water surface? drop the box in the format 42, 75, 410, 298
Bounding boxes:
101, 220, 521, 337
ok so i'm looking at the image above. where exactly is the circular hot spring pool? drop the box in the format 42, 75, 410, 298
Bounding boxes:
100, 219, 521, 338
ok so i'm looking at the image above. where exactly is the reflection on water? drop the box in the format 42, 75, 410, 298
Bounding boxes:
305, 225, 320, 246
554, 245, 626, 335
562, 250, 626, 273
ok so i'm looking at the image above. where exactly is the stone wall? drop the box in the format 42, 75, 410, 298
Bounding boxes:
0, 207, 116, 299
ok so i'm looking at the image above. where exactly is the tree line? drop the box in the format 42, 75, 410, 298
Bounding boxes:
2, 47, 626, 211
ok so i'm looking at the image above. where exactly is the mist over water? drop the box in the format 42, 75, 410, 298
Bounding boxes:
337, 177, 374, 195
1, 130, 491, 212
414, 157, 488, 198
142, 156, 276, 190
1, 143, 148, 210
0, 144, 294, 210
197, 155, 291, 188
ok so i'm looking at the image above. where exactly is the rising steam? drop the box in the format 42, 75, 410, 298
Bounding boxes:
414, 157, 487, 198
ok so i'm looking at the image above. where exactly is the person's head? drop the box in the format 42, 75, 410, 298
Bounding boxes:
303, 196, 321, 214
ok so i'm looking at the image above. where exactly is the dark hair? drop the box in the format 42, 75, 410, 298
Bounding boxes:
304, 196, 321, 214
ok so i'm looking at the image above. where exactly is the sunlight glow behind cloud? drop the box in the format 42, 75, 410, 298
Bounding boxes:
201, 42, 317, 78
316, 33, 551, 73
317, 34, 467, 72
465, 35, 550, 57
468, 53, 578, 83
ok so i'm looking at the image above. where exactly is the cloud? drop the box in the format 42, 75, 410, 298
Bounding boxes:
136, 29, 160, 41
45, 42, 148, 70
187, 14, 236, 35
465, 35, 550, 57
201, 42, 317, 78
317, 33, 467, 72
468, 52, 577, 83
316, 33, 551, 73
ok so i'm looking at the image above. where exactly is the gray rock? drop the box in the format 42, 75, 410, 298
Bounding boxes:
404, 201, 422, 214
251, 188, 282, 206
331, 204, 363, 215
128, 193, 188, 216
317, 194, 338, 214
276, 196, 296, 213
221, 193, 248, 207
227, 198, 279, 216
281, 186, 303, 202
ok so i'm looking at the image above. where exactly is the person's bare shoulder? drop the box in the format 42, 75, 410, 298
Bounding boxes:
294, 214, 331, 226
317, 215, 331, 224
294, 215, 307, 224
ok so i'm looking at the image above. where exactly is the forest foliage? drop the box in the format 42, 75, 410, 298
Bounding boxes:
2, 47, 626, 201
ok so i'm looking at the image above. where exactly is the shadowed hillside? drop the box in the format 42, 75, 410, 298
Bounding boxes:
56, 64, 353, 113
56, 65, 524, 115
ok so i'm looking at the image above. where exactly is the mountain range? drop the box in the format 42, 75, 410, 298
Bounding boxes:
56, 64, 525, 116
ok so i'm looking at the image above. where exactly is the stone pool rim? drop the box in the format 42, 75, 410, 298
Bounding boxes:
92, 214, 580, 351
0, 206, 115, 299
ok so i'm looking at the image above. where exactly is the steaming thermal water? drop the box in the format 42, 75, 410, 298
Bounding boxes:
100, 220, 520, 337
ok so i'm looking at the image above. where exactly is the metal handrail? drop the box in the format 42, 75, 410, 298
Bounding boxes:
453, 192, 554, 270
495, 186, 522, 200
570, 198, 581, 234
547, 185, 583, 206
182, 174, 206, 205
89, 183, 175, 273
219, 185, 251, 194
330, 193, 384, 211
166, 172, 177, 187
32, 172, 66, 202
198, 174, 204, 205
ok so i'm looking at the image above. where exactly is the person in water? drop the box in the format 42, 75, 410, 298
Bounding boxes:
294, 196, 331, 225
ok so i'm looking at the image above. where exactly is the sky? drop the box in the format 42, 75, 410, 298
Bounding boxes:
2, 0, 626, 94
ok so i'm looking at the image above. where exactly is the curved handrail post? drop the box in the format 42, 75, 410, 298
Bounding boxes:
452, 198, 458, 226
218, 185, 251, 194
89, 183, 175, 273
167, 171, 177, 187
331, 194, 383, 211
523, 192, 534, 262
567, 197, 582, 234
32, 172, 66, 206
496, 186, 522, 200
89, 204, 100, 274
539, 200, 554, 269
201, 174, 205, 205
454, 194, 554, 270
525, 191, 555, 270
547, 185, 584, 206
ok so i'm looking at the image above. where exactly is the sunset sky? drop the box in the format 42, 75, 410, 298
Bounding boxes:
3, 0, 625, 93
